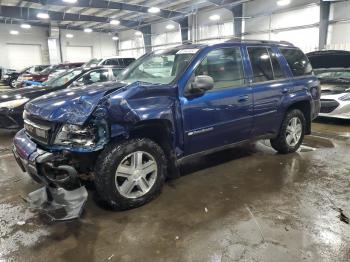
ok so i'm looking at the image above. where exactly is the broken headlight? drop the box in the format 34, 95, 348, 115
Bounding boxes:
54, 124, 97, 147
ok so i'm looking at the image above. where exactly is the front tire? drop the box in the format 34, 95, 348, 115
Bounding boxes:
9, 78, 16, 88
270, 109, 306, 154
94, 138, 166, 210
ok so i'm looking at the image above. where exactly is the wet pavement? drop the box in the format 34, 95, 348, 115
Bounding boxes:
0, 120, 349, 261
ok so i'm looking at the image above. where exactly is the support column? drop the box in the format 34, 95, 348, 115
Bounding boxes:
140, 25, 152, 53
319, 1, 331, 50
231, 4, 243, 39
178, 17, 189, 43
48, 24, 62, 64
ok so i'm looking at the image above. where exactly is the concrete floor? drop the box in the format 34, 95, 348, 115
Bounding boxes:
0, 111, 350, 261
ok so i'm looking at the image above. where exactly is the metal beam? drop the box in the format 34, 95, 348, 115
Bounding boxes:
319, 0, 330, 50
178, 17, 189, 42
22, 0, 186, 19
140, 25, 152, 53
0, 5, 146, 29
231, 4, 243, 38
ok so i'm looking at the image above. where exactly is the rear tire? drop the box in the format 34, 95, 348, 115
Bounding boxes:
270, 109, 306, 154
94, 138, 166, 210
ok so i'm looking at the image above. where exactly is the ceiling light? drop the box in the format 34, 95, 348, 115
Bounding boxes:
166, 24, 175, 30
37, 12, 50, 19
277, 0, 291, 6
66, 33, 74, 38
20, 24, 31, 29
63, 0, 77, 3
148, 7, 160, 13
84, 28, 93, 33
112, 36, 119, 41
10, 30, 19, 35
110, 19, 120, 25
135, 31, 142, 36
209, 14, 220, 21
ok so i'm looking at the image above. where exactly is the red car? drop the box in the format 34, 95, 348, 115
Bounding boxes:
16, 62, 84, 87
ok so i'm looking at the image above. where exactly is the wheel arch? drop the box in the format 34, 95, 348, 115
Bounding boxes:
112, 119, 179, 179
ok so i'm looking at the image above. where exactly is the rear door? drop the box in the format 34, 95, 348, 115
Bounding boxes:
246, 46, 292, 136
181, 46, 254, 155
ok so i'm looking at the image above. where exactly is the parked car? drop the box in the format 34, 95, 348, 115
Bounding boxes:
2, 65, 49, 88
16, 62, 84, 88
83, 56, 135, 69
0, 66, 120, 129
13, 40, 320, 219
307, 50, 350, 119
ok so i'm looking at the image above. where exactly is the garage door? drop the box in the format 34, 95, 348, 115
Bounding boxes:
6, 44, 42, 70
66, 46, 92, 62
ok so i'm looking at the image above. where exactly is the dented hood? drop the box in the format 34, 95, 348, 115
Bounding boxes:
25, 81, 126, 125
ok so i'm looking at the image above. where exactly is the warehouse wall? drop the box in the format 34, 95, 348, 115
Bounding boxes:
151, 21, 181, 51
118, 30, 145, 58
0, 24, 49, 70
195, 8, 233, 43
327, 1, 350, 50
60, 29, 117, 62
244, 1, 320, 52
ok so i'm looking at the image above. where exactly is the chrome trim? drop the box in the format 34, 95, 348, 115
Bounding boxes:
24, 119, 51, 131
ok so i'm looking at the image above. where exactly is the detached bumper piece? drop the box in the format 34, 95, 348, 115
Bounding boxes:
28, 186, 88, 221
13, 129, 88, 221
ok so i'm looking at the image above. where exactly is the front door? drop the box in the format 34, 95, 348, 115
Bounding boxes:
180, 47, 253, 155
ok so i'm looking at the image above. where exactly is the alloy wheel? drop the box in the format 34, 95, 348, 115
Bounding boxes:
115, 151, 158, 199
285, 117, 302, 147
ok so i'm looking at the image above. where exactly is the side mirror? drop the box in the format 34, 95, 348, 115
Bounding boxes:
189, 75, 214, 94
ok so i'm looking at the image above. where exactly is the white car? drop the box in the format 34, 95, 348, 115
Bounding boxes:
319, 91, 350, 119
83, 56, 135, 68
307, 50, 350, 120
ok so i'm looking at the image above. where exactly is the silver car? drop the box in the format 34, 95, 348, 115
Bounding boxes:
308, 51, 350, 119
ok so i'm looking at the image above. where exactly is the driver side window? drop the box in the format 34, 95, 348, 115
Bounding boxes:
193, 47, 245, 90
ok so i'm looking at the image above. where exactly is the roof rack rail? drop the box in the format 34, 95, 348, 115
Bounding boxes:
224, 38, 294, 46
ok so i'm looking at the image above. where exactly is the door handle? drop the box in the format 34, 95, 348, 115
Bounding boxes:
238, 95, 249, 103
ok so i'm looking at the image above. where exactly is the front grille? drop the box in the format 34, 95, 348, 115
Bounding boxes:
23, 111, 56, 144
320, 99, 340, 113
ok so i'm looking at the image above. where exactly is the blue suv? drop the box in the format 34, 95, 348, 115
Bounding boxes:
13, 40, 320, 214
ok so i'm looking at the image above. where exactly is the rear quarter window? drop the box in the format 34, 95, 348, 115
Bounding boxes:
280, 48, 313, 77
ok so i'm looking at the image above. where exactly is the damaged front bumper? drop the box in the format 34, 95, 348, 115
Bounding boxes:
13, 129, 88, 221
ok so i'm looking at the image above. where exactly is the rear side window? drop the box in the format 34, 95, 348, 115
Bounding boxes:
280, 48, 313, 77
194, 47, 245, 90
248, 47, 274, 82
268, 48, 284, 79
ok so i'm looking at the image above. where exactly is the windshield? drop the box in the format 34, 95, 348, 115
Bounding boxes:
42, 69, 83, 87
314, 70, 350, 79
118, 49, 197, 84
40, 65, 56, 75
84, 59, 102, 67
